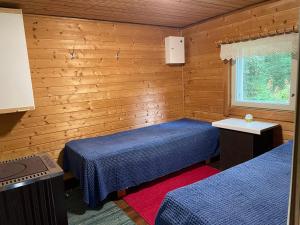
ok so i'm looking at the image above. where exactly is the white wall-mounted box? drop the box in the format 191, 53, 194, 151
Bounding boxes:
0, 8, 35, 114
165, 36, 185, 64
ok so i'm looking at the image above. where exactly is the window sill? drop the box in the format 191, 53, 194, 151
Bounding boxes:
228, 106, 295, 123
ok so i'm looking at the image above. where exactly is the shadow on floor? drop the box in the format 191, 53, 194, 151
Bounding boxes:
65, 188, 104, 215
65, 188, 135, 225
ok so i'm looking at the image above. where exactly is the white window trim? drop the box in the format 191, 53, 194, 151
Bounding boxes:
231, 57, 298, 111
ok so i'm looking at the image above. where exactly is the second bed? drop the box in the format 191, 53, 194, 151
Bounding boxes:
156, 141, 293, 225
63, 118, 220, 207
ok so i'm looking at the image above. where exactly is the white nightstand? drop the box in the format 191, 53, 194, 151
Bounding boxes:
212, 118, 279, 169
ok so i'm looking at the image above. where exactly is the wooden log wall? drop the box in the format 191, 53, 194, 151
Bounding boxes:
0, 0, 299, 164
182, 0, 300, 141
0, 15, 183, 163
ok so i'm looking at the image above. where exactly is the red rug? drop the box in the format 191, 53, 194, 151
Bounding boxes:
123, 165, 220, 225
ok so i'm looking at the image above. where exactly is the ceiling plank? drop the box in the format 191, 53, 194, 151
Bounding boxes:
0, 0, 271, 27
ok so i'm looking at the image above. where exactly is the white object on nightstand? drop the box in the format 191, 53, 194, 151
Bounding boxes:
212, 118, 278, 135
244, 114, 253, 122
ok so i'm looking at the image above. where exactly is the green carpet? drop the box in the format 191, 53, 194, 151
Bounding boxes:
66, 189, 135, 225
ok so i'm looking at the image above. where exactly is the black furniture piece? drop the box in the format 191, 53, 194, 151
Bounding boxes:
0, 154, 68, 225
212, 118, 278, 169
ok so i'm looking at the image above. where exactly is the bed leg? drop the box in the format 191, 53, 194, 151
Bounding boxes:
117, 190, 127, 199
205, 159, 211, 164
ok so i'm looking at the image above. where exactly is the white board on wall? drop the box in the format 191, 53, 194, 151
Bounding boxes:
165, 36, 185, 64
0, 8, 34, 114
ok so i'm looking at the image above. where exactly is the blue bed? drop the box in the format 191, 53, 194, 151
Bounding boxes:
63, 118, 220, 207
155, 141, 293, 225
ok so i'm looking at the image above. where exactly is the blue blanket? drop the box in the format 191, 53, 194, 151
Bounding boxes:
156, 141, 293, 225
63, 118, 220, 207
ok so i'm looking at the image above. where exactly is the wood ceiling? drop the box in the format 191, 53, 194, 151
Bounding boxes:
0, 0, 271, 27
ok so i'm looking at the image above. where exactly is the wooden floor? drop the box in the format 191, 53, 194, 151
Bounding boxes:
115, 199, 149, 225
65, 178, 148, 224
114, 160, 222, 225
65, 159, 221, 225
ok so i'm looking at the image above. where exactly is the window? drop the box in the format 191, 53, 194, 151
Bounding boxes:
220, 33, 299, 111
231, 53, 298, 110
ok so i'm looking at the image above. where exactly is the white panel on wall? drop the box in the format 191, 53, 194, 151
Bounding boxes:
0, 8, 35, 114
165, 36, 185, 64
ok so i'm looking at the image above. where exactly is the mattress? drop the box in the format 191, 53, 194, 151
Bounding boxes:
155, 141, 293, 225
63, 118, 220, 207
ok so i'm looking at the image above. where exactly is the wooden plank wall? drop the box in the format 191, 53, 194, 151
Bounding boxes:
0, 0, 298, 164
182, 0, 300, 141
0, 15, 183, 163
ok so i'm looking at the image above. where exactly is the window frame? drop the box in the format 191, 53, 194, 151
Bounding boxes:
231, 55, 298, 111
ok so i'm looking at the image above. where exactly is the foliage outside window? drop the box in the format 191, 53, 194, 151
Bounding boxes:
232, 53, 297, 110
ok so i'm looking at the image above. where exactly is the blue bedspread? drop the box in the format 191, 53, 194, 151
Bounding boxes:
156, 141, 293, 225
63, 118, 219, 207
